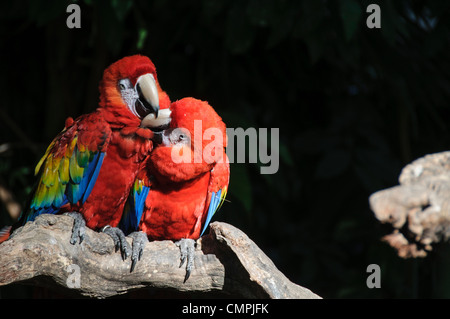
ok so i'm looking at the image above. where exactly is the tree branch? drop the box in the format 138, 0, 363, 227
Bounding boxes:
369, 151, 450, 258
0, 214, 320, 299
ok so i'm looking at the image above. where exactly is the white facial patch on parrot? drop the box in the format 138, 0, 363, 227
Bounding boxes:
118, 78, 140, 117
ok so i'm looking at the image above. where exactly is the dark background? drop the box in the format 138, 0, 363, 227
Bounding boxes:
1, 0, 450, 298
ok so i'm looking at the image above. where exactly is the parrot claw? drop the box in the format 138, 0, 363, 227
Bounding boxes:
102, 226, 131, 260
65, 212, 86, 245
175, 238, 196, 282
128, 231, 148, 272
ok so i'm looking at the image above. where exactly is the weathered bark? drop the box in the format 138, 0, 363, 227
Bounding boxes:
369, 151, 450, 258
0, 214, 320, 299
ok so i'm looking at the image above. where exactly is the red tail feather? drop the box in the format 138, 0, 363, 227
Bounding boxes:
0, 226, 11, 244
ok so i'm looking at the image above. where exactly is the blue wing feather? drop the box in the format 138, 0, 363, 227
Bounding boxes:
119, 182, 150, 235
24, 197, 69, 224
82, 152, 105, 204
200, 190, 222, 237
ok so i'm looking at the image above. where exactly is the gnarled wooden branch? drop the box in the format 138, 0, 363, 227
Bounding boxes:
369, 151, 450, 258
0, 214, 319, 299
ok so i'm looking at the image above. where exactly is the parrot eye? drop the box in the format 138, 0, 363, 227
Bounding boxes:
175, 133, 189, 144
169, 128, 190, 145
118, 79, 131, 91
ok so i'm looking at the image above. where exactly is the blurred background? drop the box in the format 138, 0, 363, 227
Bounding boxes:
1, 0, 450, 298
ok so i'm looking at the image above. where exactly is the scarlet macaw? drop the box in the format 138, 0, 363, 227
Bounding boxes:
120, 97, 229, 278
0, 55, 172, 260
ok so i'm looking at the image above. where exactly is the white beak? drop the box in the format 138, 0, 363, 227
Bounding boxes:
136, 73, 159, 117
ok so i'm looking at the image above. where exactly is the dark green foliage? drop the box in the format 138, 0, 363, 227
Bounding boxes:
1, 0, 450, 298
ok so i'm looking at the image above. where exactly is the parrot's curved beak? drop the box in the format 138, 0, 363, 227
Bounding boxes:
135, 73, 160, 118
140, 108, 172, 131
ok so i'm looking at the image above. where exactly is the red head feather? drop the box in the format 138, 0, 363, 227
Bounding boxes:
99, 55, 170, 115
149, 98, 227, 183
170, 97, 227, 148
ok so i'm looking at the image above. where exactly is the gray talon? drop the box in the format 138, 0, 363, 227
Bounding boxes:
175, 238, 196, 282
102, 225, 131, 260
128, 231, 148, 272
65, 212, 86, 245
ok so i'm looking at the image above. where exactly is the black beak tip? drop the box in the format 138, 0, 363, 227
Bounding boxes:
152, 131, 163, 144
